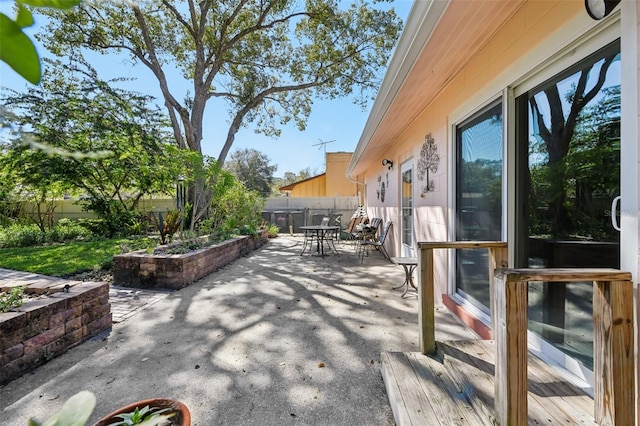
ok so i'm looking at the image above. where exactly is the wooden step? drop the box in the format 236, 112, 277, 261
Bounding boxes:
381, 339, 597, 426
381, 351, 492, 426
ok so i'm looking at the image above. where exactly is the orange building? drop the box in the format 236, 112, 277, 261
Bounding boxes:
279, 152, 360, 198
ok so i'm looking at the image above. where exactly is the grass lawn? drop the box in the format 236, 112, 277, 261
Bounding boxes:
0, 238, 155, 277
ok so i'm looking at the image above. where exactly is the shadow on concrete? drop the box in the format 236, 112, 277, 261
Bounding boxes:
1, 236, 476, 426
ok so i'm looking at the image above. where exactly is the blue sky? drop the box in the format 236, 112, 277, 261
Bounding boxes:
0, 1, 413, 177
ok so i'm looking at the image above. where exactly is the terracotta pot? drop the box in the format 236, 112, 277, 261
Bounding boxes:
92, 398, 190, 426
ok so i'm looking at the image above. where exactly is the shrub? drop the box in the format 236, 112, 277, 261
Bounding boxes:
45, 219, 93, 243
237, 224, 257, 237
0, 224, 44, 248
0, 220, 95, 248
207, 170, 265, 236
75, 218, 111, 237
79, 199, 142, 238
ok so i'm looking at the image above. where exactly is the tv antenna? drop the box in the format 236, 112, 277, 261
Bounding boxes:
312, 139, 335, 168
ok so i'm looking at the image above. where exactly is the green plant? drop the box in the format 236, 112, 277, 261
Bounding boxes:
1, 0, 81, 85
151, 210, 183, 245
263, 222, 279, 238
28, 391, 172, 426
109, 405, 173, 426
236, 224, 257, 237
29, 390, 95, 426
207, 169, 265, 236
0, 223, 44, 247
0, 220, 95, 248
0, 286, 25, 313
0, 287, 25, 313
46, 219, 94, 243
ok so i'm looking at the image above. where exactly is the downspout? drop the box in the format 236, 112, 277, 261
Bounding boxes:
346, 173, 366, 207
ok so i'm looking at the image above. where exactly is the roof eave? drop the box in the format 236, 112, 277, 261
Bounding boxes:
347, 0, 450, 178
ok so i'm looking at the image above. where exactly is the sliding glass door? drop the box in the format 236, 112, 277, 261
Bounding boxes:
515, 41, 621, 370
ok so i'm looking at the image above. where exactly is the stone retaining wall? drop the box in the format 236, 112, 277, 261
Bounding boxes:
113, 231, 268, 290
0, 282, 111, 385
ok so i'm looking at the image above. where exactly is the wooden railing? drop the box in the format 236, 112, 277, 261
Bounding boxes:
494, 268, 635, 426
416, 242, 635, 425
417, 241, 508, 354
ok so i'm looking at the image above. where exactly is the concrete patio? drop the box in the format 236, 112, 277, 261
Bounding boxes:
0, 235, 476, 425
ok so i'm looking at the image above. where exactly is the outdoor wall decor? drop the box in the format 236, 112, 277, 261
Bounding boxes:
376, 174, 387, 203
417, 133, 440, 194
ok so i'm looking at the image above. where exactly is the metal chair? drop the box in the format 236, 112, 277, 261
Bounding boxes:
359, 221, 392, 262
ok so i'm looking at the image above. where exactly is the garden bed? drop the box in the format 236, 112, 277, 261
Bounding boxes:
0, 281, 111, 385
113, 230, 268, 290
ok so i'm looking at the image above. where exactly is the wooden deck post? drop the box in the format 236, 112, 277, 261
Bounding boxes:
494, 270, 528, 426
488, 246, 508, 334
593, 279, 635, 425
418, 247, 435, 354
493, 269, 634, 426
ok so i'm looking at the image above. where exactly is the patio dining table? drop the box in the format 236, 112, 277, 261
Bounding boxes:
300, 225, 340, 258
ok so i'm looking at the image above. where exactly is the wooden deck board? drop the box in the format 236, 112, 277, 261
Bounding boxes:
381, 351, 491, 426
380, 352, 442, 425
382, 339, 596, 425
406, 352, 490, 425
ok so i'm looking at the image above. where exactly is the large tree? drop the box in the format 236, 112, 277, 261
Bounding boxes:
225, 148, 276, 195
38, 0, 402, 166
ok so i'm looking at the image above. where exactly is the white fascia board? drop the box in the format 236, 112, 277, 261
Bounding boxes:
346, 0, 451, 177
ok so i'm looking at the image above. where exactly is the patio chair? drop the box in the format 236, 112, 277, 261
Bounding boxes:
345, 206, 367, 236
346, 216, 368, 243
359, 221, 392, 262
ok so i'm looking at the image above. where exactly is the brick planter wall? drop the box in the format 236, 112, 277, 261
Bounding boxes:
113, 231, 268, 290
0, 282, 111, 385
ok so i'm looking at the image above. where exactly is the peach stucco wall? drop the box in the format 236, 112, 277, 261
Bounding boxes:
362, 1, 586, 299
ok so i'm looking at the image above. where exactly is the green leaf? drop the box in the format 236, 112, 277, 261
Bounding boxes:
16, 5, 34, 28
17, 0, 80, 10
39, 391, 96, 426
0, 13, 41, 84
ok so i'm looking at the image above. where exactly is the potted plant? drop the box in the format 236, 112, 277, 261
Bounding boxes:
28, 391, 190, 426
94, 398, 190, 426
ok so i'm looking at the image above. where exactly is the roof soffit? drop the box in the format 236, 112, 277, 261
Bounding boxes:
348, 0, 525, 176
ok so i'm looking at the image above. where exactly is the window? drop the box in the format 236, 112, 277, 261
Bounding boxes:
455, 102, 503, 309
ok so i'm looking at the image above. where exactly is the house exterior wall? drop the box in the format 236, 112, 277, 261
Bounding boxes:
354, 0, 640, 415
289, 175, 326, 197
285, 152, 359, 197
359, 1, 592, 301
325, 152, 359, 197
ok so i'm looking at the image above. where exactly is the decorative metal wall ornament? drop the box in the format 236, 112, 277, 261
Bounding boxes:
417, 133, 440, 193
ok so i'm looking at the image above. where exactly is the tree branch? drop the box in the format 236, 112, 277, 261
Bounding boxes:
131, 4, 192, 150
